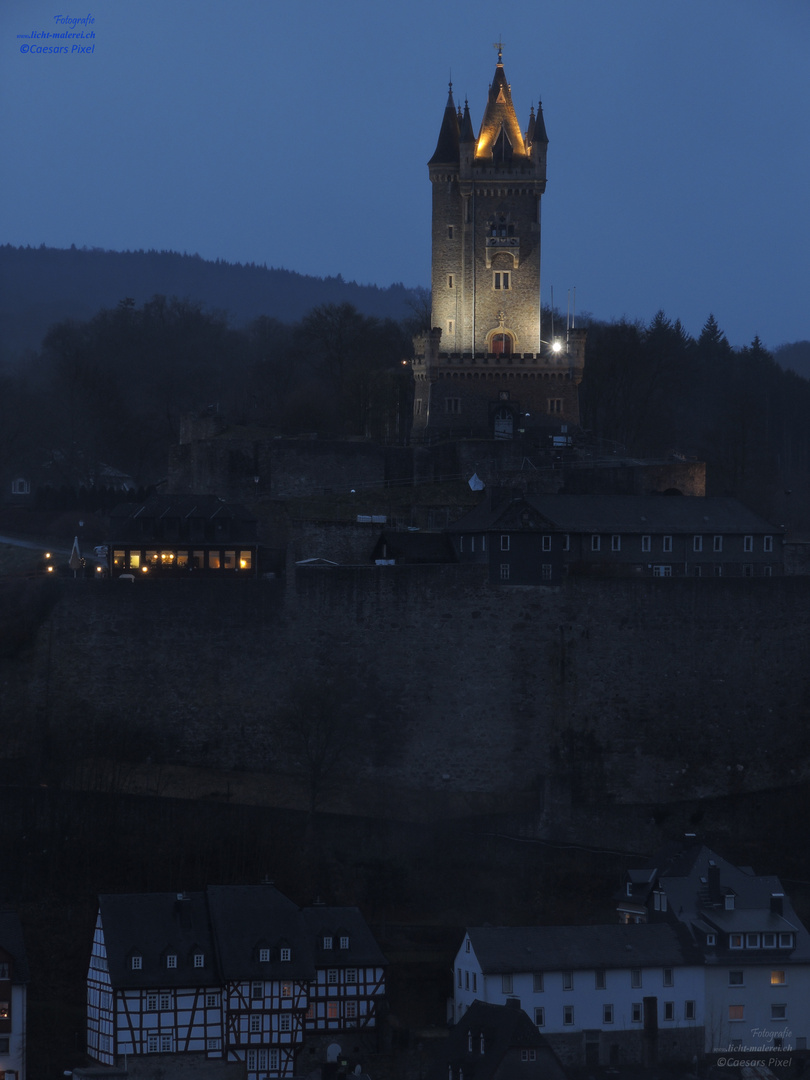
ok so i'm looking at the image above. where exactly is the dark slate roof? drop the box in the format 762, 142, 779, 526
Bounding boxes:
300, 906, 387, 968
99, 892, 219, 989
428, 87, 460, 166
0, 911, 29, 983
427, 1000, 568, 1080
638, 844, 810, 962
466, 922, 693, 973
207, 884, 314, 981
448, 493, 779, 536
109, 493, 256, 525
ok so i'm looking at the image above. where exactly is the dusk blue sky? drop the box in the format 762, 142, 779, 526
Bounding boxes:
2, 0, 808, 349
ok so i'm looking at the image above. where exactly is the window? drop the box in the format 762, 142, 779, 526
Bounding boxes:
725, 895, 735, 910
346, 968, 357, 984
771, 970, 786, 985
548, 398, 562, 414
562, 971, 574, 991
595, 970, 606, 990
631, 1003, 642, 1023
339, 936, 349, 951
764, 565, 773, 577
603, 1004, 614, 1024
611, 535, 621, 552
280, 1014, 292, 1032
448, 225, 454, 239
714, 535, 723, 552
493, 271, 511, 290
563, 1004, 574, 1025
693, 535, 703, 552
663, 535, 672, 552
542, 535, 551, 552
641, 535, 651, 552
779, 932, 794, 948
160, 1034, 173, 1052
465, 971, 469, 990
630, 970, 642, 989
664, 1001, 674, 1021
653, 565, 672, 577
327, 969, 338, 984
744, 535, 753, 552
707, 933, 717, 946
533, 972, 544, 992
207, 1037, 221, 1050
159, 992, 171, 1011
534, 1007, 545, 1026
251, 980, 263, 999
730, 933, 743, 949
501, 974, 513, 994
563, 534, 570, 551
327, 1002, 339, 1020
444, 398, 461, 414
447, 275, 454, 289
166, 953, 177, 969
11, 478, 30, 495
685, 1000, 696, 1020
746, 933, 760, 948
500, 534, 510, 551
472, 972, 477, 991
714, 565, 722, 577
0, 1036, 8, 1053
259, 947, 270, 962
448, 319, 454, 335
131, 954, 142, 970
729, 1005, 744, 1021
663, 968, 673, 987
323, 936, 333, 949
500, 563, 510, 580
206, 992, 218, 1007
457, 968, 462, 988
346, 1000, 357, 1020
147, 1034, 158, 1053
193, 952, 204, 967
248, 1050, 278, 1070
763, 933, 776, 948
764, 536, 773, 552
771, 1004, 787, 1020
146, 993, 158, 1012
282, 981, 293, 998
415, 398, 422, 415
728, 971, 744, 985
250, 1013, 261, 1033
542, 564, 552, 581
591, 535, 601, 552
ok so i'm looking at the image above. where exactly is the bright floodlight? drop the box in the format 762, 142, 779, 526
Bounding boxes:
552, 339, 563, 353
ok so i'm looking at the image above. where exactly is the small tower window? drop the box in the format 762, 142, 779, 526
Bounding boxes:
447, 274, 454, 289
448, 225, 454, 239
493, 271, 510, 290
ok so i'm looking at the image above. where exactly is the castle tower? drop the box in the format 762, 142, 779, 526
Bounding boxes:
411, 48, 585, 442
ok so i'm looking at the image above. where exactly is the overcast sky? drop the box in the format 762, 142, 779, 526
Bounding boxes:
2, 0, 808, 349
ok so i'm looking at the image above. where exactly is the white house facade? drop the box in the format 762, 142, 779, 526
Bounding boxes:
87, 885, 386, 1078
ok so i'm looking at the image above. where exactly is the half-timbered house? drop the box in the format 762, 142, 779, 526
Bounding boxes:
87, 884, 386, 1078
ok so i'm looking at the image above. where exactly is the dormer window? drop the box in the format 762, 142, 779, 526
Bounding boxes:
724, 894, 735, 910
259, 948, 270, 962
323, 936, 333, 950
280, 947, 291, 962
166, 954, 177, 969
480, 1034, 485, 1055
131, 954, 142, 970
707, 933, 717, 946
194, 952, 204, 968
779, 933, 794, 948
339, 936, 349, 950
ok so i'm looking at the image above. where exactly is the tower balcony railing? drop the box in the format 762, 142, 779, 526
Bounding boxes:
485, 236, 519, 247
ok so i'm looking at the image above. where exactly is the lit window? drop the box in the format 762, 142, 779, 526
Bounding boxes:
327, 1002, 339, 1020
729, 1005, 744, 1021
207, 551, 221, 570
771, 970, 786, 985
282, 981, 293, 998
239, 550, 252, 570
534, 1007, 544, 1026
224, 550, 236, 569
730, 934, 743, 949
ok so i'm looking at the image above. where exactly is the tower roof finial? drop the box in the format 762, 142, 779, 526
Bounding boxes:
493, 38, 505, 65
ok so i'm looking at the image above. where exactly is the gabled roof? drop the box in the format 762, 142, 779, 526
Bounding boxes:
428, 1000, 567, 1080
300, 906, 387, 968
465, 922, 695, 973
447, 493, 779, 536
98, 892, 218, 989
207, 884, 313, 980
0, 911, 29, 983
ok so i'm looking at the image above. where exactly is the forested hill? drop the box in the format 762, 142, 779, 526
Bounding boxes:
0, 244, 424, 362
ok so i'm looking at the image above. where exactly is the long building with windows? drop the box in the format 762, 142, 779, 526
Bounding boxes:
87, 884, 386, 1077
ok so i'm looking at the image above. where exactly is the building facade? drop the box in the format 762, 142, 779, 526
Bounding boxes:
0, 913, 28, 1080
411, 49, 585, 443
87, 885, 386, 1078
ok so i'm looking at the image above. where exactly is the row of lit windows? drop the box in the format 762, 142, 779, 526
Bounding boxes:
114, 549, 252, 571
533, 1000, 694, 1026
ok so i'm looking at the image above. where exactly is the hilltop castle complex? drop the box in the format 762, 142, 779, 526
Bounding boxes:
411, 48, 585, 443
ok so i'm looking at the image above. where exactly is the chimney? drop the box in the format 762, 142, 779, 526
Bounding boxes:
771, 893, 784, 916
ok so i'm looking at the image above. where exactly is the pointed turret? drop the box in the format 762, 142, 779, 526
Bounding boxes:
475, 59, 528, 162
533, 99, 549, 145
459, 99, 475, 144
525, 105, 536, 147
428, 84, 460, 166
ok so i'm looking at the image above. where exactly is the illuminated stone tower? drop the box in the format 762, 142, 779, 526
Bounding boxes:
411, 48, 585, 442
